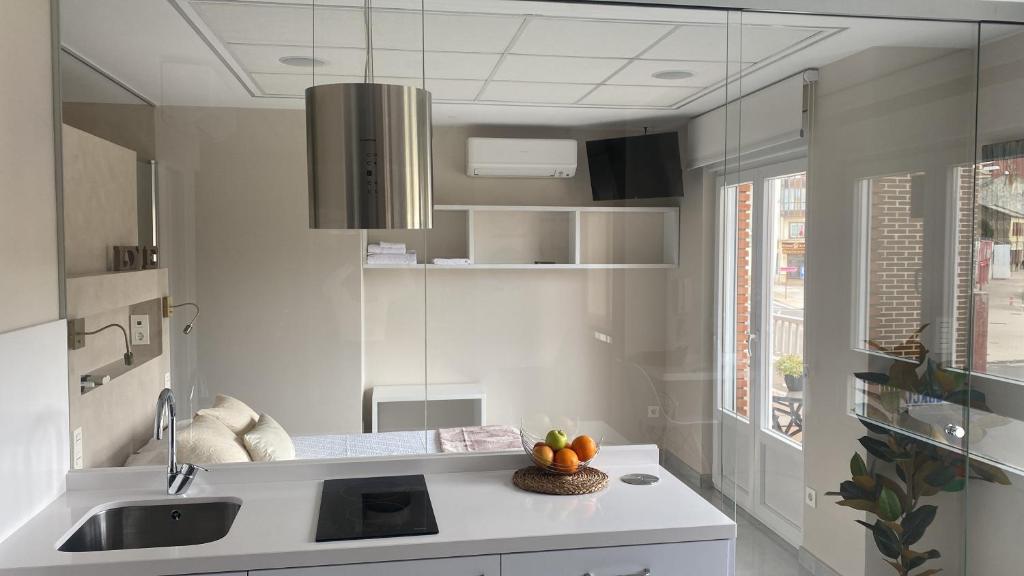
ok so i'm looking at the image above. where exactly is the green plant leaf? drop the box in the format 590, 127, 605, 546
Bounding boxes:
943, 389, 988, 410
912, 569, 943, 576
901, 505, 937, 546
853, 475, 876, 492
860, 437, 898, 462
877, 474, 911, 514
855, 372, 890, 385
859, 418, 893, 436
870, 519, 902, 559
838, 480, 874, 502
851, 453, 868, 477
942, 478, 966, 492
837, 499, 879, 514
877, 487, 903, 522
889, 361, 923, 393
970, 461, 1012, 485
903, 549, 941, 571
924, 465, 956, 488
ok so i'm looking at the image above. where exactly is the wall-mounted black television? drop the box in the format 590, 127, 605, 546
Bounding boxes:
585, 132, 683, 201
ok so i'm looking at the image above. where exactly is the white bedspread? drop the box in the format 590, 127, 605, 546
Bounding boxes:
292, 430, 440, 459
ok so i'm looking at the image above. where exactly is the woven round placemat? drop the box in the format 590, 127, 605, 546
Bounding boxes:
512, 466, 608, 495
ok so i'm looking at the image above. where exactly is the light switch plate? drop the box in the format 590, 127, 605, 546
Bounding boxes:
73, 427, 83, 470
130, 314, 150, 345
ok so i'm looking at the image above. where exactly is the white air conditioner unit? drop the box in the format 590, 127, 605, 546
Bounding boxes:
466, 137, 577, 178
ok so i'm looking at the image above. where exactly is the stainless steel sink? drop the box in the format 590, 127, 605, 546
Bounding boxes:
58, 498, 241, 552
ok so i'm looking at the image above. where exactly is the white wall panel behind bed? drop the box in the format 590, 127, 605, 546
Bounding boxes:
0, 320, 69, 542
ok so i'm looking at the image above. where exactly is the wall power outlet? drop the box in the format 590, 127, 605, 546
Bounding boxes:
73, 427, 83, 470
805, 486, 817, 508
130, 314, 150, 345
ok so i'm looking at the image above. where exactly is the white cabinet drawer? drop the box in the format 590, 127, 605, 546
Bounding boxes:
500, 541, 732, 576
257, 554, 499, 576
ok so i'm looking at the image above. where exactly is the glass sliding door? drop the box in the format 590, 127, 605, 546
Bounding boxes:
966, 22, 1024, 576
718, 10, 983, 576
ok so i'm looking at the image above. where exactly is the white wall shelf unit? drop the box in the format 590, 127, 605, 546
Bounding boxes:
363, 205, 679, 270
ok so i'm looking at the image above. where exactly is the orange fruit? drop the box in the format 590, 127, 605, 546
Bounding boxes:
553, 448, 580, 473
533, 444, 554, 467
571, 435, 597, 461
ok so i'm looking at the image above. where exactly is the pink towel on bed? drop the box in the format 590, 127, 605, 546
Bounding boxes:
439, 425, 521, 453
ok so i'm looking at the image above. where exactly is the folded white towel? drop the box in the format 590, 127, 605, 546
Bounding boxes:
367, 243, 408, 254
379, 241, 406, 250
367, 252, 418, 265
432, 258, 472, 266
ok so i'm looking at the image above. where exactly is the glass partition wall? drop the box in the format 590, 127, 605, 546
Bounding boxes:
57, 0, 730, 480
56, 1, 1024, 574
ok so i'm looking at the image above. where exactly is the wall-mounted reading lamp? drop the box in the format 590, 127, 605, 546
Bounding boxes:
67, 319, 134, 366
162, 297, 200, 335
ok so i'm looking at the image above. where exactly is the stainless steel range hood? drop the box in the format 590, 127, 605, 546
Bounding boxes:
306, 82, 433, 230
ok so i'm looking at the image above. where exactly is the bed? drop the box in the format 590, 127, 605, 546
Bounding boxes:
125, 425, 521, 466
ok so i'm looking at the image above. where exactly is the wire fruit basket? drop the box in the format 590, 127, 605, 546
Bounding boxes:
520, 428, 602, 476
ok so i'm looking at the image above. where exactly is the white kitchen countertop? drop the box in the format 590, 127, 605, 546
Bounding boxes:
0, 446, 735, 576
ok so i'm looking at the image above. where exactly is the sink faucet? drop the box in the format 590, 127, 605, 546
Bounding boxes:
154, 389, 206, 495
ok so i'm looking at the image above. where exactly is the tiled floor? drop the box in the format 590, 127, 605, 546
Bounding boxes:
679, 477, 814, 576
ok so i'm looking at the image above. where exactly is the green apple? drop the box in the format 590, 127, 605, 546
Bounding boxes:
545, 429, 569, 451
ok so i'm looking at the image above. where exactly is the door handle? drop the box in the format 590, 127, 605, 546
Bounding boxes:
747, 332, 759, 358
944, 424, 966, 439
583, 570, 650, 576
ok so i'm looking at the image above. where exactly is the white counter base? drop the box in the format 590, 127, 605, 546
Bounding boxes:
0, 445, 736, 576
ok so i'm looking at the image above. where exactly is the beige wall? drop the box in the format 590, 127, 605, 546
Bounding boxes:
365, 124, 685, 445
62, 124, 168, 467
62, 101, 155, 161
157, 106, 365, 436
0, 0, 69, 544
61, 124, 138, 276
155, 113, 696, 445
661, 166, 716, 475
0, 0, 60, 334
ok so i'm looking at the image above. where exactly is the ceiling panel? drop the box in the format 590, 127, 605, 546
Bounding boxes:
740, 26, 820, 61
193, 1, 364, 47
480, 81, 594, 104
580, 84, 700, 107
253, 73, 356, 96
424, 52, 501, 80
426, 78, 486, 100
643, 25, 730, 61
194, 2, 523, 53
493, 55, 627, 84
606, 59, 732, 87
230, 44, 497, 80
165, 0, 842, 122
229, 44, 365, 76
253, 73, 476, 100
425, 13, 525, 53
373, 50, 500, 79
510, 18, 674, 58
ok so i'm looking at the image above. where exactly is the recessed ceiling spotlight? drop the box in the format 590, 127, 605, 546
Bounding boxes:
279, 56, 326, 68
652, 70, 694, 80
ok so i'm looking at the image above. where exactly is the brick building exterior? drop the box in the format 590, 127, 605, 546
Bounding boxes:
867, 172, 973, 364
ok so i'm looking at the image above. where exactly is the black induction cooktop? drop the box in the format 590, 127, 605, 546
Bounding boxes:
315, 475, 439, 542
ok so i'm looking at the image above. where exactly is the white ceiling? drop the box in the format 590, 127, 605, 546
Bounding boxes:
180, 0, 831, 113
58, 0, 1003, 126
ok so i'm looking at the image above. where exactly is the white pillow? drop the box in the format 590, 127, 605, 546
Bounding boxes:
197, 394, 259, 434
177, 414, 252, 464
243, 414, 295, 462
